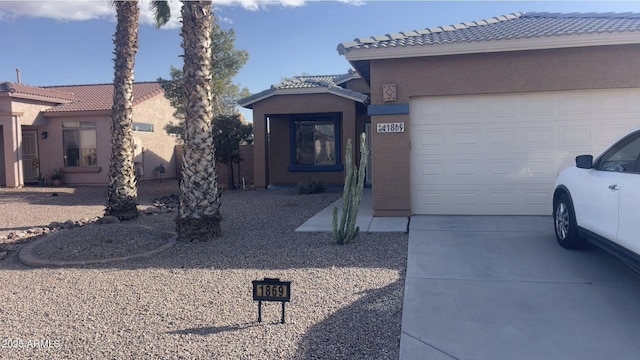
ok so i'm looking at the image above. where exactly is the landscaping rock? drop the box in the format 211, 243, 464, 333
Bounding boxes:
100, 216, 121, 224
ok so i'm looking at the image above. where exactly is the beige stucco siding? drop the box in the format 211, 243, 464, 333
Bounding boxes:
42, 115, 110, 185
1, 85, 179, 187
131, 94, 179, 182
367, 44, 640, 216
0, 98, 51, 186
10, 99, 51, 126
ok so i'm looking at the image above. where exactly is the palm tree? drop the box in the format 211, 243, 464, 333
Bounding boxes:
175, 0, 222, 241
106, 1, 170, 220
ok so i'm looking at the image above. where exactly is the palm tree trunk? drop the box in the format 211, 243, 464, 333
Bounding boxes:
106, 1, 139, 220
176, 0, 222, 241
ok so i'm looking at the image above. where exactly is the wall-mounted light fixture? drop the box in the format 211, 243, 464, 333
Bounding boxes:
40, 131, 48, 140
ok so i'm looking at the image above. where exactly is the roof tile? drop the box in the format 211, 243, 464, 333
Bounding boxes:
338, 12, 640, 55
0, 82, 75, 102
42, 82, 163, 112
239, 70, 368, 108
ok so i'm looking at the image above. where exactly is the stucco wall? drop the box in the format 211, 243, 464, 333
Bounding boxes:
1, 98, 55, 186
10, 98, 51, 126
366, 44, 640, 216
345, 77, 370, 95
369, 44, 640, 102
131, 94, 179, 183
0, 93, 179, 186
40, 114, 111, 185
251, 93, 360, 187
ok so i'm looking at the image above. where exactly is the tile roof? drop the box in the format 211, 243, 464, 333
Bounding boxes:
42, 82, 164, 112
0, 82, 75, 102
337, 12, 640, 54
238, 70, 368, 108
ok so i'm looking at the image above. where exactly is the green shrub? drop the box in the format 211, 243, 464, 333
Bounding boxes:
297, 179, 327, 194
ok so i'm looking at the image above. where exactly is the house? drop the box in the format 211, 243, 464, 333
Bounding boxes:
241, 12, 640, 216
0, 81, 179, 187
239, 70, 371, 187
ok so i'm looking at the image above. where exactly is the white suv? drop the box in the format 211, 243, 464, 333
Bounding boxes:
553, 127, 640, 265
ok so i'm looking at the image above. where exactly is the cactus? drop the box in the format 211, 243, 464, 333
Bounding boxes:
332, 132, 369, 245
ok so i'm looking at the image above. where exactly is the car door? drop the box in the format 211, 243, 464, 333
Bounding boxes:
577, 131, 640, 242
614, 133, 640, 255
576, 169, 628, 242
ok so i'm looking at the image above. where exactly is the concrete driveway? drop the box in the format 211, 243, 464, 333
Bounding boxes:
400, 216, 640, 360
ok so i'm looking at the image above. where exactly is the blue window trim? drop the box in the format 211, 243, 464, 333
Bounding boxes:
288, 113, 343, 172
368, 103, 409, 115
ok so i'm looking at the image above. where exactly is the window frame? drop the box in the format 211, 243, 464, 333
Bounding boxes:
288, 113, 342, 172
594, 130, 640, 174
62, 121, 98, 167
132, 122, 154, 132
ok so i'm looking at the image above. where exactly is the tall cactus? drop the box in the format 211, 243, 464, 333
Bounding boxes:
332, 132, 369, 245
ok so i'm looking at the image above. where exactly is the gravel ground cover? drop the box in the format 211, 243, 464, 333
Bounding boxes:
0, 181, 408, 359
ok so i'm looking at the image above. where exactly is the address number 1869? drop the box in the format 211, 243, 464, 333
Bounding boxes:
377, 122, 405, 133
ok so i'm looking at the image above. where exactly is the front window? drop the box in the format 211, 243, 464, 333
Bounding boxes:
289, 114, 341, 172
62, 121, 97, 167
133, 122, 154, 132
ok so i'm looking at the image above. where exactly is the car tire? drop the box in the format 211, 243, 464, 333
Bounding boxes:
554, 193, 584, 249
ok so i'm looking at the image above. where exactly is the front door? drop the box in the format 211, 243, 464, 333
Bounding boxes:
21, 130, 39, 182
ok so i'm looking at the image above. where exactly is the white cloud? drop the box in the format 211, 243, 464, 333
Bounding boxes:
0, 0, 365, 27
218, 15, 234, 25
211, 0, 305, 11
0, 1, 112, 22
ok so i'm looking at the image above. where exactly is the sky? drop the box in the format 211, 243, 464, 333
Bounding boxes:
2, 0, 640, 122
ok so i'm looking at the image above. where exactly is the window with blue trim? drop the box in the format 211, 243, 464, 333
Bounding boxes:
289, 114, 342, 172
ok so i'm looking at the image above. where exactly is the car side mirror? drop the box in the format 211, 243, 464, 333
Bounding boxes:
575, 155, 593, 169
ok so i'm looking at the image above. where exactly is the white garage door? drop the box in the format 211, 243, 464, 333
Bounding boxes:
410, 88, 640, 215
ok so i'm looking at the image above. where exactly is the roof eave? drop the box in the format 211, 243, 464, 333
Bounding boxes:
239, 87, 368, 109
0, 92, 74, 104
342, 31, 640, 61
42, 109, 111, 118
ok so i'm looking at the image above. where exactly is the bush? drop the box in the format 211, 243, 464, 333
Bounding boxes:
297, 179, 327, 195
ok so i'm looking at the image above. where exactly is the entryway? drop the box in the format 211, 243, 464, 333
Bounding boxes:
21, 130, 39, 183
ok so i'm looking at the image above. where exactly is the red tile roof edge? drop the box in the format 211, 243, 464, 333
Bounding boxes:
0, 81, 76, 102
40, 82, 165, 113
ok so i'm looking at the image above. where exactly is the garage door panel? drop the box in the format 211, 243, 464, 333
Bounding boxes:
450, 99, 482, 118
412, 184, 551, 215
557, 126, 591, 147
596, 91, 633, 113
487, 128, 518, 147
414, 154, 558, 185
521, 95, 555, 118
596, 124, 638, 147
410, 89, 640, 215
522, 127, 553, 146
486, 98, 517, 118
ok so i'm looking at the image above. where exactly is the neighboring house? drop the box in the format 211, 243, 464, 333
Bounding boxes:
0, 81, 179, 187
241, 12, 640, 216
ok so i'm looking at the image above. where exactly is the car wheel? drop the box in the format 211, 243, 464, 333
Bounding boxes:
554, 193, 584, 249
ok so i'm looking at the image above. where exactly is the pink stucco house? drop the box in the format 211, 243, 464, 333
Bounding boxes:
0, 81, 179, 187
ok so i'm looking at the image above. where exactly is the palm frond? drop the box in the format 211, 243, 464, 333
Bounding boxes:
150, 0, 171, 28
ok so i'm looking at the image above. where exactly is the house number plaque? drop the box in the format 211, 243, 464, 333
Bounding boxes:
377, 122, 405, 133
252, 278, 291, 323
